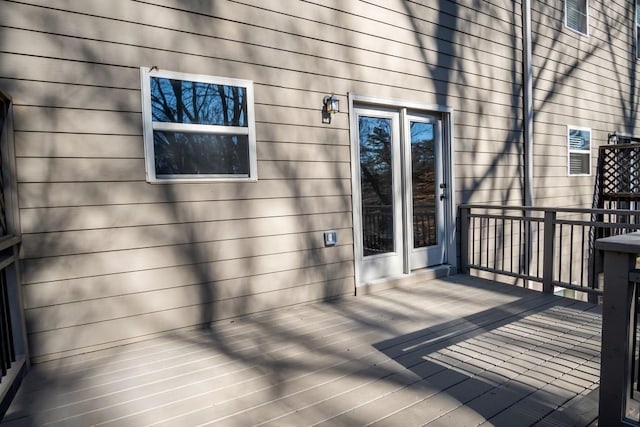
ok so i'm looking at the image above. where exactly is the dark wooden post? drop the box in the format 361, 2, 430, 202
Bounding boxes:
459, 206, 470, 274
597, 233, 640, 426
542, 210, 556, 294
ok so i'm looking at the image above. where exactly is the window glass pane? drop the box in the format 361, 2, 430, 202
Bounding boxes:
150, 77, 248, 127
569, 152, 590, 175
569, 128, 590, 150
153, 132, 249, 175
359, 116, 395, 256
410, 121, 438, 248
566, 0, 588, 34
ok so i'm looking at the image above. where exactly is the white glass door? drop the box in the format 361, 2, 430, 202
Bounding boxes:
353, 107, 447, 284
355, 108, 404, 282
405, 113, 445, 269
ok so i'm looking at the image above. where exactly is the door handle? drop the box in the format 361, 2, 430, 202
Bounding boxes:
440, 193, 446, 201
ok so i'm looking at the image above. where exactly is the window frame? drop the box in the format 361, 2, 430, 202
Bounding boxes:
564, 0, 589, 36
567, 125, 592, 176
140, 67, 258, 183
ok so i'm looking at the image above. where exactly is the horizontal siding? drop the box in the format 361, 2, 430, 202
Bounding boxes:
23, 246, 354, 309
13, 126, 349, 159
530, 0, 640, 208
5, 0, 522, 73
0, 26, 520, 105
25, 262, 356, 332
16, 158, 352, 182
21, 212, 353, 258
18, 179, 352, 208
0, 0, 527, 360
20, 196, 352, 233
28, 276, 354, 360
20, 230, 353, 284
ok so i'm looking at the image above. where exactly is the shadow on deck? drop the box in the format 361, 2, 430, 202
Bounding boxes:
1, 274, 601, 426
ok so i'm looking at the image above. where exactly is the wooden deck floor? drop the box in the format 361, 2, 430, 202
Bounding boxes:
1, 275, 602, 426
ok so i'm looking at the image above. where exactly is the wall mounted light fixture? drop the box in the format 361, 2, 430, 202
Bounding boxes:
322, 94, 340, 124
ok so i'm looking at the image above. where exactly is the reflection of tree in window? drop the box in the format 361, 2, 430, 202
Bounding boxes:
359, 117, 392, 206
410, 122, 437, 247
150, 77, 249, 175
359, 117, 394, 255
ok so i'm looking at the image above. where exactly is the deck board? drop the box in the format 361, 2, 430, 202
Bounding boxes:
1, 275, 601, 426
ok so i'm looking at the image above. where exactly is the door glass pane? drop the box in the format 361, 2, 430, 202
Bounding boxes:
359, 116, 394, 256
150, 77, 248, 127
153, 132, 249, 175
410, 121, 438, 248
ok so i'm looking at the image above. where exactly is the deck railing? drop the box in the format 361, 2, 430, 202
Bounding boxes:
362, 205, 436, 255
459, 204, 640, 302
0, 92, 27, 417
596, 233, 640, 426
0, 236, 25, 417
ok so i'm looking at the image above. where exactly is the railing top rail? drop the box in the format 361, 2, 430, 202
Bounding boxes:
0, 235, 20, 252
460, 204, 640, 216
595, 232, 640, 253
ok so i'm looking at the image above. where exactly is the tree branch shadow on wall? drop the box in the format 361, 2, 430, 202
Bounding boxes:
0, 0, 632, 425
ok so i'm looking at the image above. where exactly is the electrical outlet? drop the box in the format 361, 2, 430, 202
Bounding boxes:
324, 230, 337, 246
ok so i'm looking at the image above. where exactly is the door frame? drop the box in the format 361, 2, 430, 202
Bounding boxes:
352, 107, 405, 283
348, 93, 457, 287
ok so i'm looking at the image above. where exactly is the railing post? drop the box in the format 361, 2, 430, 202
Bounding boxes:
597, 246, 638, 425
596, 233, 640, 426
459, 206, 470, 274
542, 210, 556, 294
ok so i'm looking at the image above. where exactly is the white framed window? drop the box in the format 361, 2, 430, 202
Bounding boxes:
565, 0, 589, 35
567, 125, 591, 176
140, 68, 257, 183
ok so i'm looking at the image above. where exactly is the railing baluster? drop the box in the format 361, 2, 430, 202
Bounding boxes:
494, 216, 497, 271
537, 220, 541, 277
518, 218, 522, 276
478, 217, 483, 266
471, 215, 476, 267
510, 218, 514, 273
486, 217, 490, 269
558, 223, 563, 285
569, 225, 574, 286
501, 217, 505, 272
581, 224, 585, 287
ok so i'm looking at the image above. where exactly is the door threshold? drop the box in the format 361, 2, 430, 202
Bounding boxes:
355, 264, 452, 296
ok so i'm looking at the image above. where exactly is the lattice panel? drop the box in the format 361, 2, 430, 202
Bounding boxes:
600, 143, 640, 202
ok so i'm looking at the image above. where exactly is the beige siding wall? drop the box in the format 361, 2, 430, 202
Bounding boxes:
531, 0, 640, 208
0, 0, 524, 361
